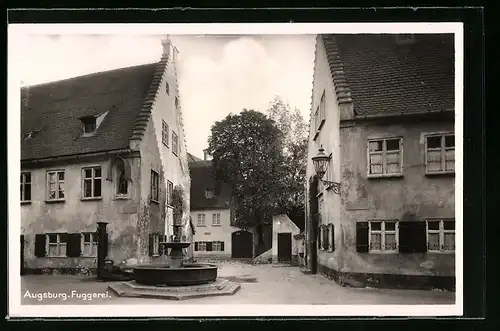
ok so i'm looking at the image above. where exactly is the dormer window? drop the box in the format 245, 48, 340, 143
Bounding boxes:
396, 34, 415, 45
205, 189, 215, 199
82, 117, 96, 134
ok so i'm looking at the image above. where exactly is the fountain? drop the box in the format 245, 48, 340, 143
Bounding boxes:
108, 192, 241, 300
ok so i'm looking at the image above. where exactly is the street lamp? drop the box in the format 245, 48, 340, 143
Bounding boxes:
311, 146, 341, 195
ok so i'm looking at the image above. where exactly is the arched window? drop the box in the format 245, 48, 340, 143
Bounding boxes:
116, 158, 128, 195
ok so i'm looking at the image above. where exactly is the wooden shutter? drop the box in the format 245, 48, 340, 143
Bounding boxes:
331, 225, 335, 251
399, 221, 427, 253
66, 233, 82, 257
206, 242, 213, 252
148, 234, 154, 256
220, 241, 225, 252
356, 222, 369, 253
322, 225, 328, 250
194, 242, 199, 251
34, 234, 46, 258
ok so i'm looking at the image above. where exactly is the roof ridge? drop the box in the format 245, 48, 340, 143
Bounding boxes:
322, 35, 353, 106
23, 62, 159, 89
130, 55, 170, 141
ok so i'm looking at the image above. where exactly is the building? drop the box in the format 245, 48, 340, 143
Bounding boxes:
188, 156, 239, 259
20, 36, 190, 274
305, 34, 455, 290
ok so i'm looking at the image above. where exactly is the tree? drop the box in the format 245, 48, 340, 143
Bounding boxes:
266, 97, 308, 229
207, 110, 286, 246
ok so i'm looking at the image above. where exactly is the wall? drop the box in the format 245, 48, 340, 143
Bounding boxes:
330, 117, 455, 277
147, 46, 191, 241
272, 214, 300, 262
191, 209, 237, 258
305, 35, 342, 269
21, 154, 143, 271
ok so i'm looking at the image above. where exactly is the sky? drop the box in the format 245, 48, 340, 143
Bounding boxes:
17, 34, 316, 158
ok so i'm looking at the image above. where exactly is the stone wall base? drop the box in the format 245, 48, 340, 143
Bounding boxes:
318, 264, 455, 291
23, 267, 97, 276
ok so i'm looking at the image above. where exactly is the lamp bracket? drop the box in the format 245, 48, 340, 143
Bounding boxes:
320, 179, 340, 195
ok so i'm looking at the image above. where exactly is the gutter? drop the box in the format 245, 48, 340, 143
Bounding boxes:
21, 148, 136, 165
354, 108, 454, 120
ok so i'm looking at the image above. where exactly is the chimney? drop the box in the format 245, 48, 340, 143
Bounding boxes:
161, 35, 172, 59
203, 149, 212, 161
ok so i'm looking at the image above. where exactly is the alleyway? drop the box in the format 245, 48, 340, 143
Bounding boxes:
21, 261, 455, 305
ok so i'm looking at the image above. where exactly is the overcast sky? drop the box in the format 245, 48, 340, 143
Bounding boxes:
17, 34, 316, 158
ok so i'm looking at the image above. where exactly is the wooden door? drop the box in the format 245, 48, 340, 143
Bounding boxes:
231, 230, 253, 258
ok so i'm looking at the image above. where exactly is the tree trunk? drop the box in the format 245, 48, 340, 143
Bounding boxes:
254, 211, 264, 246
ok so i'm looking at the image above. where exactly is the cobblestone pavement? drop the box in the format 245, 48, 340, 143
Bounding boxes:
20, 261, 455, 305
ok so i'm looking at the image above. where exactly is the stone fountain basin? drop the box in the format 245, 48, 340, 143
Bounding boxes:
133, 263, 218, 286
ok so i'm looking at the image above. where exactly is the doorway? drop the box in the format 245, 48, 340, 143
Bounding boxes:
277, 232, 292, 262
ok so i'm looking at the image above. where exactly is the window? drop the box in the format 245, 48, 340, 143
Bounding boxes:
369, 220, 398, 252
368, 138, 403, 177
162, 120, 169, 147
427, 219, 455, 252
165, 82, 170, 95
47, 170, 65, 200
212, 241, 224, 251
396, 34, 415, 45
196, 241, 207, 251
197, 214, 206, 227
167, 180, 174, 206
81, 232, 98, 257
212, 213, 221, 226
81, 117, 97, 134
46, 233, 67, 257
116, 159, 128, 196
328, 223, 335, 252
172, 131, 179, 156
205, 189, 215, 199
82, 167, 102, 198
153, 233, 160, 256
425, 134, 455, 174
314, 91, 326, 136
21, 172, 31, 202
151, 170, 159, 202
321, 225, 329, 250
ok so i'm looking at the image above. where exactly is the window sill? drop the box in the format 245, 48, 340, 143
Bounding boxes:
150, 199, 160, 205
427, 250, 455, 254
167, 204, 174, 209
367, 173, 403, 180
81, 255, 97, 258
45, 255, 68, 258
197, 225, 206, 227
81, 197, 102, 201
45, 199, 66, 204
212, 224, 222, 227
425, 171, 455, 177
113, 195, 129, 200
21, 201, 32, 205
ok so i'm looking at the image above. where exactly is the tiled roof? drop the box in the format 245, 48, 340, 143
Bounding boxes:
322, 34, 455, 116
189, 160, 232, 211
21, 62, 161, 161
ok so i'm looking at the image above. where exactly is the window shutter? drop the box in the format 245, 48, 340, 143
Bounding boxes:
331, 225, 335, 251
194, 242, 199, 251
221, 241, 225, 252
148, 234, 154, 256
34, 234, 46, 258
66, 233, 81, 257
356, 222, 369, 253
206, 242, 213, 252
322, 225, 328, 250
399, 221, 427, 253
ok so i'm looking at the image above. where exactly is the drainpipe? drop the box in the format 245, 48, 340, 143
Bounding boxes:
96, 222, 108, 280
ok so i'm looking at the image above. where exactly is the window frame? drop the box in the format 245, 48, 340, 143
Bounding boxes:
162, 120, 170, 147
205, 189, 215, 199
46, 233, 68, 257
152, 233, 161, 256
198, 241, 207, 251
81, 232, 98, 257
82, 117, 97, 135
81, 166, 103, 200
327, 223, 334, 252
197, 213, 206, 227
46, 169, 66, 202
172, 131, 179, 156
313, 90, 326, 141
167, 180, 174, 207
368, 220, 399, 253
150, 170, 160, 202
366, 137, 404, 178
212, 241, 222, 251
424, 133, 455, 175
426, 219, 455, 253
212, 213, 221, 226
115, 159, 129, 198
21, 172, 32, 203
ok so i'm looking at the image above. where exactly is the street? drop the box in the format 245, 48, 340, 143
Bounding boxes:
21, 261, 455, 305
